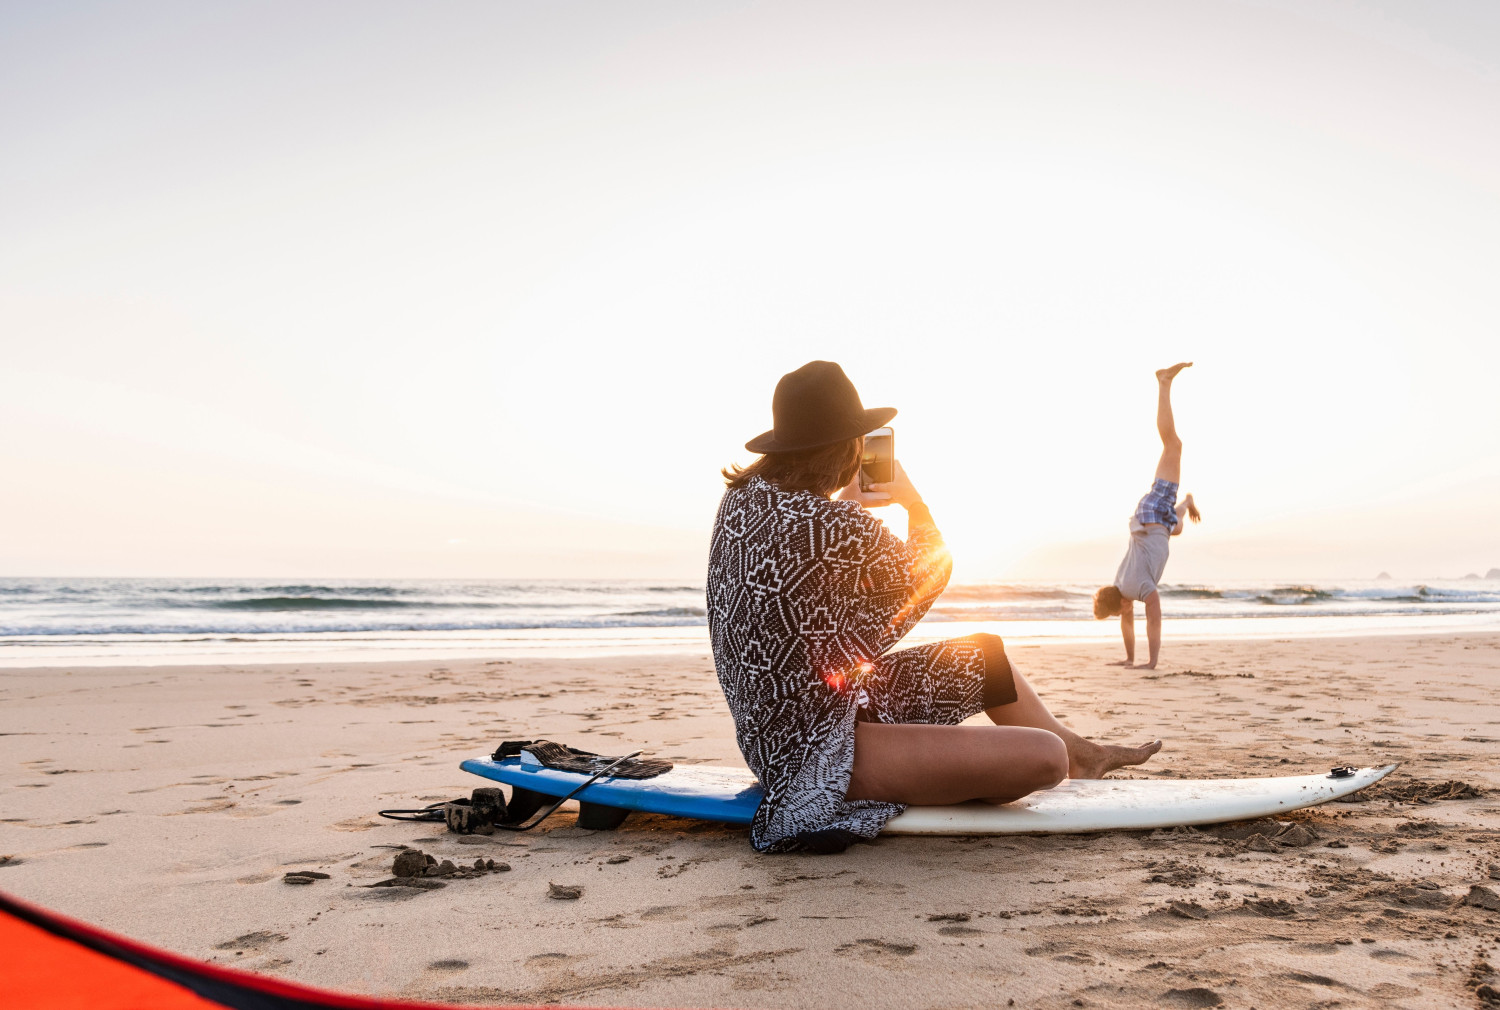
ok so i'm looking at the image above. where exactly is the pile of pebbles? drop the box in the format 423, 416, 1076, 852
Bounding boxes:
368, 848, 511, 890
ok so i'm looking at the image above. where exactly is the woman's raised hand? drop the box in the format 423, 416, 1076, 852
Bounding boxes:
879, 461, 925, 508
837, 460, 924, 510
836, 472, 891, 509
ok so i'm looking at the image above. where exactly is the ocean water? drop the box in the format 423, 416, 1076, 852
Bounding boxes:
2, 576, 1498, 666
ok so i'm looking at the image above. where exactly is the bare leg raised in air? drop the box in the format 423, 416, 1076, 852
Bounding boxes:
1094, 363, 1202, 669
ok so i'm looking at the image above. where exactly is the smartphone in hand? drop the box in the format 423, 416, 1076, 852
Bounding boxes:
860, 427, 894, 491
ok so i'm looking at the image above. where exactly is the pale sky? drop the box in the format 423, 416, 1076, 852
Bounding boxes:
4, 1, 1498, 582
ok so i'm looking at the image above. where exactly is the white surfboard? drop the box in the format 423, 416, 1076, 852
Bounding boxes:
463, 754, 1396, 835
883, 764, 1395, 834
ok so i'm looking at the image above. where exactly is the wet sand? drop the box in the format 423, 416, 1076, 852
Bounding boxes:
2, 633, 1498, 1009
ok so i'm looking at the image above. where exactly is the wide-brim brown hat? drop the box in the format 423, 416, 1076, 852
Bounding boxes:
745, 360, 896, 454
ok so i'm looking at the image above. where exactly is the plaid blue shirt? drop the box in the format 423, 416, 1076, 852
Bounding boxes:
1134, 479, 1180, 529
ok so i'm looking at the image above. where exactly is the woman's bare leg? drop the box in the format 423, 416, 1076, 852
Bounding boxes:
1153, 362, 1191, 484
845, 663, 1163, 804
984, 664, 1162, 779
845, 722, 1068, 805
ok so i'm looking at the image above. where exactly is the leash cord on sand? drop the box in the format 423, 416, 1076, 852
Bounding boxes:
377, 750, 643, 832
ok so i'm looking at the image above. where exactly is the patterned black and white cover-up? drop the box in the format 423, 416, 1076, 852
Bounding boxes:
707, 475, 1016, 853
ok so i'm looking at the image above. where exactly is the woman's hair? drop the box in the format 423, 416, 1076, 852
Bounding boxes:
723, 437, 862, 497
1092, 585, 1123, 620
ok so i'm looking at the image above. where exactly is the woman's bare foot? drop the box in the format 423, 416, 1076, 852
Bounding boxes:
1156, 362, 1193, 383
1065, 736, 1163, 779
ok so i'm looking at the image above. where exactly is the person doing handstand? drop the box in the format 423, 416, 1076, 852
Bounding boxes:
1093, 363, 1202, 670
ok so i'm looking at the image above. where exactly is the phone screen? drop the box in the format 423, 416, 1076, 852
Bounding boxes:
860, 429, 894, 490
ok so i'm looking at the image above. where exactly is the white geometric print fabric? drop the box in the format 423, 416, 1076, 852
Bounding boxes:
706, 475, 992, 853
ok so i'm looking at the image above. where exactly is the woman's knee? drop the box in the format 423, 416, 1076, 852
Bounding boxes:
979, 730, 1066, 803
1032, 732, 1069, 789
990, 726, 1067, 792
967, 633, 1018, 708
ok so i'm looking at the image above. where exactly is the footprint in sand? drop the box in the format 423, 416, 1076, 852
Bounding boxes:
214, 931, 287, 955
639, 905, 690, 923
833, 938, 917, 965
1160, 988, 1223, 1008
166, 799, 237, 816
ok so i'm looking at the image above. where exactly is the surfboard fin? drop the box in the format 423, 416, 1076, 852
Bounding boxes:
500, 786, 548, 826
577, 802, 631, 830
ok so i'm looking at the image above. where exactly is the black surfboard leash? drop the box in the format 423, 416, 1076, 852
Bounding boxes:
377, 750, 643, 832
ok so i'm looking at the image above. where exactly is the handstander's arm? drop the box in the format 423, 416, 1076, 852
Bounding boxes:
1143, 592, 1163, 670
1172, 493, 1200, 536
1119, 603, 1136, 665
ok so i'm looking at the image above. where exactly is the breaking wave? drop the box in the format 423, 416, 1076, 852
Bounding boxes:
2, 576, 1499, 640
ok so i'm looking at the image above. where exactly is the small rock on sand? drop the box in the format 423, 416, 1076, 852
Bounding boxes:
393, 850, 428, 877
605, 854, 631, 864
1393, 885, 1450, 909
1160, 988, 1223, 1008
1488, 864, 1500, 881
1464, 885, 1500, 912
283, 871, 330, 879
437, 859, 458, 876
1276, 823, 1319, 847
283, 875, 315, 885
548, 882, 583, 900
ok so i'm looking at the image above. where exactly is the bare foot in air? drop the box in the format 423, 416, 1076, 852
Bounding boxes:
1067, 737, 1163, 779
1156, 361, 1193, 383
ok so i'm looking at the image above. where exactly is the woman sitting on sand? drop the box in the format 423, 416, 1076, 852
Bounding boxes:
707, 361, 1161, 853
1092, 362, 1203, 670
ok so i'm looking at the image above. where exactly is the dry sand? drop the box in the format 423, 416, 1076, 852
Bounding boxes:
2, 633, 1498, 1009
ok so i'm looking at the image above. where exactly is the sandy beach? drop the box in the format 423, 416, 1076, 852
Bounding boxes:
2, 633, 1497, 1009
